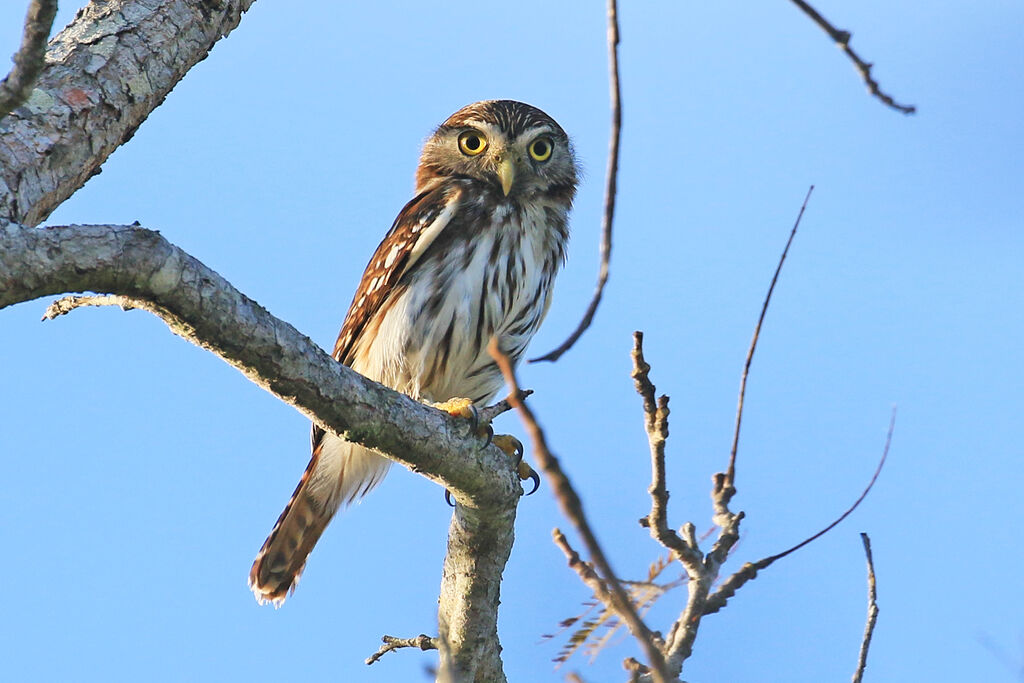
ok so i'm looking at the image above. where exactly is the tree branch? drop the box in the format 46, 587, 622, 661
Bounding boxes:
489, 340, 672, 682
852, 533, 879, 683
727, 186, 813, 488
532, 0, 621, 363
704, 409, 895, 616
365, 634, 438, 666
0, 0, 58, 121
787, 0, 916, 114
0, 0, 258, 227
0, 221, 521, 681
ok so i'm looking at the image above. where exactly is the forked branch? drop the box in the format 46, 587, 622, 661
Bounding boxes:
490, 339, 671, 682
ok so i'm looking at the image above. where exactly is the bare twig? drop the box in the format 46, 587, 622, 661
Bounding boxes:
489, 339, 671, 682
632, 332, 701, 566
852, 533, 879, 683
480, 388, 533, 424
553, 529, 613, 606
705, 410, 896, 615
0, 0, 58, 121
787, 0, 916, 114
365, 634, 438, 666
727, 186, 813, 488
531, 0, 621, 363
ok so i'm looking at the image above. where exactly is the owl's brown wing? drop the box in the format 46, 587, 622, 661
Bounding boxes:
250, 181, 464, 606
333, 181, 460, 365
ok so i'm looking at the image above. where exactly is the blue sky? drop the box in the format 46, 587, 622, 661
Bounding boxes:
2, 1, 1022, 681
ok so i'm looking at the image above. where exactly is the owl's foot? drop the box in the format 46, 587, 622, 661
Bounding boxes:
433, 397, 495, 447
492, 435, 540, 496
442, 430, 544, 505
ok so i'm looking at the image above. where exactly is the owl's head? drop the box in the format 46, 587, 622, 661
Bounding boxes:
416, 100, 577, 200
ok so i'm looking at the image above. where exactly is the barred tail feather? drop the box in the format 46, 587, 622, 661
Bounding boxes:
248, 451, 337, 607
249, 435, 390, 607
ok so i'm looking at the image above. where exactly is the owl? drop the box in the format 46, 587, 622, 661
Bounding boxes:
249, 100, 578, 606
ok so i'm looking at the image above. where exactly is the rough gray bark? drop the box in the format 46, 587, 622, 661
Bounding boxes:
0, 2, 518, 680
0, 0, 257, 227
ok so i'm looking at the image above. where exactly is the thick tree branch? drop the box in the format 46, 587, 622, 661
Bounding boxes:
787, 0, 916, 114
532, 0, 621, 363
0, 0, 58, 121
0, 221, 521, 681
0, 0, 257, 227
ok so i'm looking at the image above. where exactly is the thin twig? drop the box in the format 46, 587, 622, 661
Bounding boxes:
0, 0, 58, 121
479, 388, 534, 424
726, 186, 813, 488
704, 410, 896, 615
364, 634, 438, 666
852, 533, 879, 683
531, 0, 621, 363
489, 339, 671, 683
787, 0, 916, 114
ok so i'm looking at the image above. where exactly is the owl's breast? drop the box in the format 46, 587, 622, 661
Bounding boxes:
355, 199, 569, 405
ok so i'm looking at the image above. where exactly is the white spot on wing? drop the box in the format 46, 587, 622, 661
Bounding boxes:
384, 243, 404, 269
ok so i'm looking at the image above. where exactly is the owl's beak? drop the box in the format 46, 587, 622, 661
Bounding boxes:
496, 158, 516, 196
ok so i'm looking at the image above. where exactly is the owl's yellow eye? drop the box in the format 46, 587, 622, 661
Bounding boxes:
458, 131, 488, 156
528, 137, 553, 162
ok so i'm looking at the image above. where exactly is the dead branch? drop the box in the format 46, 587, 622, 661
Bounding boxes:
0, 0, 57, 121
852, 533, 879, 683
787, 0, 916, 114
365, 634, 438, 666
704, 409, 895, 615
490, 339, 671, 682
532, 0, 621, 363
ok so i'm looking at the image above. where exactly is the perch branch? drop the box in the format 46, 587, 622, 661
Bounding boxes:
1, 222, 521, 682
787, 0, 916, 114
851, 533, 879, 683
489, 339, 671, 682
532, 0, 621, 362
0, 0, 58, 121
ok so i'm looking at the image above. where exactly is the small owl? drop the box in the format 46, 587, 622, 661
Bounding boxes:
249, 100, 578, 606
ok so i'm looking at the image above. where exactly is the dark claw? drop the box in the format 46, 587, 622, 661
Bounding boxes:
525, 470, 540, 496
445, 489, 456, 507
479, 423, 494, 450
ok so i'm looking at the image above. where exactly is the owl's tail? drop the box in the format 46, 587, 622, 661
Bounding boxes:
248, 455, 336, 607
248, 435, 390, 607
